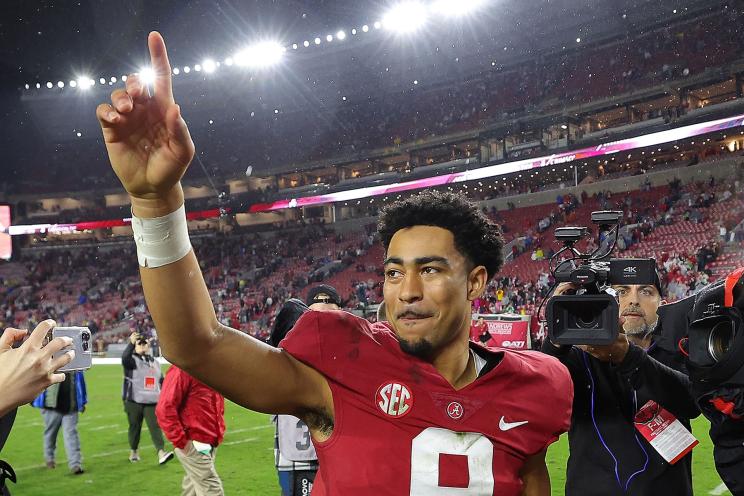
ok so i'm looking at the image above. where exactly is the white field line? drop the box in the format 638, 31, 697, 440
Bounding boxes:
709, 482, 731, 495
221, 437, 258, 446
224, 425, 273, 435
87, 423, 121, 431
13, 412, 124, 429
15, 447, 130, 472
14, 417, 270, 470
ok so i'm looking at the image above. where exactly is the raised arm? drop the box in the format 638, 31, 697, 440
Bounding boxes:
96, 32, 330, 418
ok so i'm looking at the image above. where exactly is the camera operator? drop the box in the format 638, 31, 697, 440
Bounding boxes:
683, 268, 744, 495
121, 332, 173, 465
542, 277, 700, 496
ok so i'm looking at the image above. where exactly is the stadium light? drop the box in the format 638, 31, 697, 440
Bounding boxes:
430, 0, 486, 17
173, 67, 180, 75
234, 41, 285, 68
303, 40, 310, 47
194, 64, 202, 72
57, 81, 64, 88
24, 83, 30, 90
69, 80, 77, 88
139, 67, 155, 85
203, 59, 216, 73
383, 2, 428, 32
36, 83, 41, 89
77, 77, 92, 90
99, 77, 106, 84
337, 30, 346, 40
326, 34, 333, 42
184, 66, 191, 73
314, 37, 321, 45
362, 24, 370, 32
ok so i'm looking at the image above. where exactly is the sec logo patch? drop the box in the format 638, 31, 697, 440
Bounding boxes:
376, 381, 414, 418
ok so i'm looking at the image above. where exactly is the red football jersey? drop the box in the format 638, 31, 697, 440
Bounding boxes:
280, 310, 573, 495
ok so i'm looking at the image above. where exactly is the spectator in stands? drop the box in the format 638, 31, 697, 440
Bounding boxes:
121, 332, 173, 465
542, 276, 699, 495
474, 317, 490, 344
31, 370, 87, 474
156, 366, 225, 496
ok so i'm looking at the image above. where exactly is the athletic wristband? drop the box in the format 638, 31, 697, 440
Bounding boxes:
131, 204, 192, 268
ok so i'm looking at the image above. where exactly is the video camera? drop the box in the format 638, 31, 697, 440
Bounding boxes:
654, 268, 744, 494
545, 211, 658, 346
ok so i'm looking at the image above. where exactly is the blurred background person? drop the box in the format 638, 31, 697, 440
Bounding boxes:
121, 331, 173, 465
156, 365, 225, 496
31, 370, 87, 475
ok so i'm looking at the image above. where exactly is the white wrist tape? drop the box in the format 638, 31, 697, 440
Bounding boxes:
131, 204, 192, 268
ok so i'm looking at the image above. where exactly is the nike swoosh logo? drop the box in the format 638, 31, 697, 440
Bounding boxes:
499, 416, 529, 431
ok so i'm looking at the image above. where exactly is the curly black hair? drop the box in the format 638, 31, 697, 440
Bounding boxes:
377, 190, 504, 281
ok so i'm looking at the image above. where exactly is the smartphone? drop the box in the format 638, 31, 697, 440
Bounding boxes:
50, 327, 93, 372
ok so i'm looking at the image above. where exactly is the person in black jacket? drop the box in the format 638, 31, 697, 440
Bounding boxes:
542, 280, 700, 496
122, 332, 173, 465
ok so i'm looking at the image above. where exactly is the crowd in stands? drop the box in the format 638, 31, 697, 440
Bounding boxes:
2, 160, 742, 353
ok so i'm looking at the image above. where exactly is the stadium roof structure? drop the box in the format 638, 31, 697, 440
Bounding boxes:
0, 0, 730, 190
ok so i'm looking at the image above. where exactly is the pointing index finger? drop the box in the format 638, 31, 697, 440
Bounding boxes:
148, 31, 174, 104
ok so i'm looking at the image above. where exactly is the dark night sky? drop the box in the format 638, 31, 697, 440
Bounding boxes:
0, 0, 394, 92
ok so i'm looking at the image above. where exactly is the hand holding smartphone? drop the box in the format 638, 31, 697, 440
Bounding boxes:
48, 327, 93, 372
0, 320, 89, 417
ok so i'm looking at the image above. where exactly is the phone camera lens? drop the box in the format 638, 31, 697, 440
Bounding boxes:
82, 341, 89, 351
82, 332, 90, 341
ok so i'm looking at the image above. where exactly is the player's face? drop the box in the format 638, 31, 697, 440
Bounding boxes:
383, 226, 485, 359
613, 284, 662, 335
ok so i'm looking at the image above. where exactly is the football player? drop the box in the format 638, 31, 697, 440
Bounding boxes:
97, 32, 573, 495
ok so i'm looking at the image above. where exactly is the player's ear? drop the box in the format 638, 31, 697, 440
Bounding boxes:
467, 265, 488, 301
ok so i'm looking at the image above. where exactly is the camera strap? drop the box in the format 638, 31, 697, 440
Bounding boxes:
582, 351, 649, 492
724, 267, 744, 308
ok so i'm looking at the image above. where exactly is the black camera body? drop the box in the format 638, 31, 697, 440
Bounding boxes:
548, 258, 657, 345
656, 268, 744, 495
686, 272, 744, 388
544, 211, 657, 346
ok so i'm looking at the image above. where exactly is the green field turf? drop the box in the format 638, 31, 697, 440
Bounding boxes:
1, 365, 732, 495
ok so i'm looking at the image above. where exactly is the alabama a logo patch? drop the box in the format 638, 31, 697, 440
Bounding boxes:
446, 401, 464, 420
376, 381, 414, 418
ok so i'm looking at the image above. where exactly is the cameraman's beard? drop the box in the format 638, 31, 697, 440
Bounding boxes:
623, 319, 658, 338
